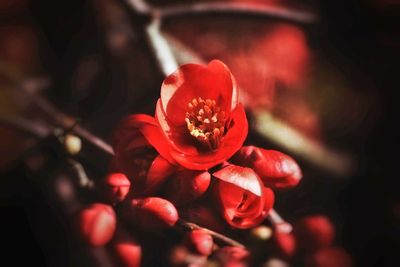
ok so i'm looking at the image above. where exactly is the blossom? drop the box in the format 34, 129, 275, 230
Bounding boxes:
155, 60, 248, 170
213, 164, 275, 229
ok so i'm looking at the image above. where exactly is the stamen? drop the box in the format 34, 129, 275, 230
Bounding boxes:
185, 97, 226, 150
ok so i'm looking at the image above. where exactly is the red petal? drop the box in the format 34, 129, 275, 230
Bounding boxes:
160, 60, 237, 126
233, 146, 302, 189
262, 187, 275, 216
213, 165, 262, 196
113, 114, 175, 165
156, 102, 248, 170
214, 180, 266, 229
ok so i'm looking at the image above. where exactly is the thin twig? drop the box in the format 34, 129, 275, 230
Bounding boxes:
253, 110, 354, 177
267, 209, 293, 233
67, 159, 95, 189
177, 219, 245, 248
0, 114, 51, 138
145, 18, 179, 77
18, 78, 115, 156
159, 2, 317, 24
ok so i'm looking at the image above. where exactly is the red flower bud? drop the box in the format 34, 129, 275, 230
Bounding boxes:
123, 197, 178, 230
293, 215, 335, 252
232, 146, 302, 189
113, 115, 176, 197
165, 170, 211, 205
103, 173, 131, 203
78, 203, 116, 246
213, 164, 275, 229
110, 227, 142, 267
184, 229, 214, 256
273, 232, 297, 258
305, 247, 353, 267
212, 246, 250, 267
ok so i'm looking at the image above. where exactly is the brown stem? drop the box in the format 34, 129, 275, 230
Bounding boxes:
18, 78, 115, 156
177, 219, 245, 248
0, 114, 51, 138
159, 2, 317, 24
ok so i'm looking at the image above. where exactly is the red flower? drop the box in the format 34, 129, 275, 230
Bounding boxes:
112, 114, 176, 197
155, 60, 248, 170
213, 164, 275, 229
232, 146, 302, 189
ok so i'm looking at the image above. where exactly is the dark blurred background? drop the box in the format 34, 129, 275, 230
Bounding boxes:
1, 0, 399, 266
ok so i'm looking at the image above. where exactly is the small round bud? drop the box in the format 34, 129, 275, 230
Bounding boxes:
184, 229, 214, 256
78, 203, 116, 246
273, 232, 297, 258
104, 173, 131, 203
123, 197, 178, 231
110, 227, 142, 267
250, 225, 273, 241
64, 134, 82, 155
293, 215, 335, 252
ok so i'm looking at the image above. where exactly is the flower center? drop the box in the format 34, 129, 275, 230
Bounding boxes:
185, 97, 226, 150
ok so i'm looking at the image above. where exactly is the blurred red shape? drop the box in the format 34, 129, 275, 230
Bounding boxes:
306, 247, 353, 267
184, 229, 214, 256
273, 231, 297, 258
110, 227, 142, 267
78, 203, 116, 246
103, 172, 131, 203
293, 215, 335, 252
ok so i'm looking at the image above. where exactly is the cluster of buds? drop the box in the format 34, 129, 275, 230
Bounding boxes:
74, 61, 351, 267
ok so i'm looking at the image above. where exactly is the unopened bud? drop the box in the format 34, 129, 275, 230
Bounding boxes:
64, 134, 82, 155
184, 229, 214, 256
78, 203, 116, 246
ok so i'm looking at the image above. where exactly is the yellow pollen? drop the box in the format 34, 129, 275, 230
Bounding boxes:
185, 97, 226, 150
